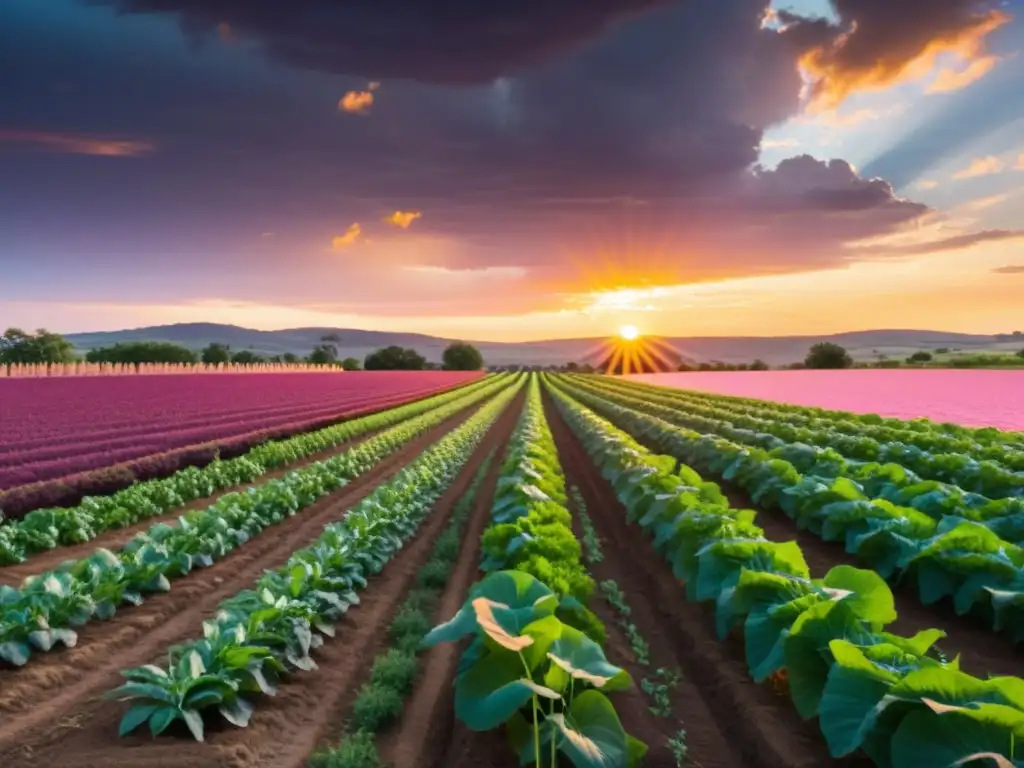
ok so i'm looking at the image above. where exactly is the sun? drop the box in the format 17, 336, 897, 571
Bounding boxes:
619, 325, 640, 341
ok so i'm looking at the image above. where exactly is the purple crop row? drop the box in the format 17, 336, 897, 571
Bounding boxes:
0, 371, 475, 445
0, 391, 427, 471
0, 370, 477, 493
0, 376, 483, 520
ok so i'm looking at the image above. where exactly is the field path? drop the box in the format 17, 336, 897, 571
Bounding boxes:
0, 397, 506, 767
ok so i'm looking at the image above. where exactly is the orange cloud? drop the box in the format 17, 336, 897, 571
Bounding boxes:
331, 223, 362, 249
926, 54, 999, 94
762, 138, 800, 149
0, 129, 154, 157
800, 9, 1010, 110
915, 179, 939, 190
339, 87, 375, 115
1017, 153, 1024, 171
952, 155, 1004, 179
383, 210, 422, 229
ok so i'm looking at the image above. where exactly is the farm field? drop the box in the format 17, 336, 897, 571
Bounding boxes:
625, 369, 1024, 431
0, 371, 481, 512
0, 372, 1021, 768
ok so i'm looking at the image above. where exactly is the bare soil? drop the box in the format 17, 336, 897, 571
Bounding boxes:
0, 394, 518, 768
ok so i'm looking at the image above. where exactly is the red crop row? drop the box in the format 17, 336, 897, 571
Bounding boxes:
0, 372, 481, 506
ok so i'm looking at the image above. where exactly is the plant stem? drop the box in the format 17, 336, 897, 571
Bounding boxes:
519, 651, 542, 768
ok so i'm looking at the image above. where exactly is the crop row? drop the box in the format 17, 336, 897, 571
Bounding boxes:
0, 374, 507, 563
625, 376, 1024, 450
424, 375, 645, 767
545, 375, 1024, 767
110, 376, 523, 740
587, 376, 1024, 497
579, 376, 1024, 539
310, 449, 496, 766
0, 375, 519, 667
0, 372, 483, 491
560, 376, 1024, 643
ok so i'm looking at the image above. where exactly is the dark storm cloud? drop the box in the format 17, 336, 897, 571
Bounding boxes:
98, 0, 671, 83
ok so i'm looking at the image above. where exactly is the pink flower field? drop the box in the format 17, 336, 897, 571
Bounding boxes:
624, 369, 1024, 431
0, 371, 480, 491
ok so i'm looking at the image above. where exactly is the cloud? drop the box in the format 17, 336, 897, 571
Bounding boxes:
383, 210, 422, 229
915, 179, 939, 190
762, 138, 800, 149
952, 155, 1004, 179
331, 223, 361, 249
1017, 153, 1024, 171
927, 54, 1000, 94
852, 229, 1024, 257
993, 265, 1024, 274
960, 193, 1010, 212
0, 129, 154, 157
790, 1, 1010, 109
339, 89, 374, 115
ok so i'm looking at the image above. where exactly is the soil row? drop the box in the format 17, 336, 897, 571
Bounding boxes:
542, 391, 857, 768
0, 393, 520, 768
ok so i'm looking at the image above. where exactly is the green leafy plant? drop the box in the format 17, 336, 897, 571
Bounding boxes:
544, 374, 1024, 767
109, 381, 524, 739
667, 728, 689, 767
641, 668, 681, 717
423, 570, 645, 768
351, 682, 405, 731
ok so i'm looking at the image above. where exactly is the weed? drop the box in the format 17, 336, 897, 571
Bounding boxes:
369, 649, 419, 695
308, 729, 384, 768
350, 681, 404, 732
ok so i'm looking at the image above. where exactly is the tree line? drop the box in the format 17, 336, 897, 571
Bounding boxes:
0, 329, 486, 371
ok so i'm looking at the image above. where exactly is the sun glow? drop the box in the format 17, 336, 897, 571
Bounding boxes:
619, 324, 640, 341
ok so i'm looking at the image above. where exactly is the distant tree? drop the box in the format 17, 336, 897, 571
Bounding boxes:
230, 349, 264, 364
1017, 348, 1024, 359
579, 363, 595, 374
280, 352, 299, 363
0, 328, 77, 365
565, 362, 580, 372
341, 357, 362, 371
749, 359, 769, 371
906, 351, 933, 363
364, 345, 427, 371
307, 345, 339, 365
804, 342, 853, 369
201, 342, 232, 364
85, 341, 197, 365
935, 347, 950, 354
442, 342, 484, 371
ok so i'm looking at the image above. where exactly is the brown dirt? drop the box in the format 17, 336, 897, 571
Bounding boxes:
543, 392, 854, 768
0, 397, 509, 767
725, 486, 1023, 678
378, 418, 516, 768
0, 426, 394, 587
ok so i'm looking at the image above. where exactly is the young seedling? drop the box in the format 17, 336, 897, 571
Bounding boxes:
641, 667, 681, 717
667, 728, 689, 767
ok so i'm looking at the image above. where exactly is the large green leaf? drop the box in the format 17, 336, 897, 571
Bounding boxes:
890, 703, 1024, 768
821, 565, 897, 629
544, 624, 631, 693
549, 690, 637, 768
454, 651, 560, 731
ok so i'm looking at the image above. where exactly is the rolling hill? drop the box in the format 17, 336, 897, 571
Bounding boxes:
63, 323, 1022, 367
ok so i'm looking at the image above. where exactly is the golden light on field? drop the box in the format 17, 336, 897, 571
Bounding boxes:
619, 324, 640, 341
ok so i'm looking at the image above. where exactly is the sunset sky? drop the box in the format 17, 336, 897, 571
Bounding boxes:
2, 0, 1023, 341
